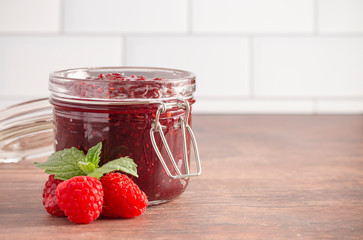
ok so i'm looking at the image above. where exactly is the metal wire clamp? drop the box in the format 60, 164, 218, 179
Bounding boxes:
150, 100, 202, 179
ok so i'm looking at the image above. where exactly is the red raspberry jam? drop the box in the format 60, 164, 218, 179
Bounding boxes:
49, 67, 198, 205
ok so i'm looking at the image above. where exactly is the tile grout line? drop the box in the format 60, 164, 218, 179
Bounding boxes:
1, 32, 363, 38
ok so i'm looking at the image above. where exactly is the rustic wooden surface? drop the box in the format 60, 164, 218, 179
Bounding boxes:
0, 115, 362, 239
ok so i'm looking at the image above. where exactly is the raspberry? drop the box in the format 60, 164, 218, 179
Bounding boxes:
56, 176, 104, 224
42, 175, 64, 217
100, 173, 148, 218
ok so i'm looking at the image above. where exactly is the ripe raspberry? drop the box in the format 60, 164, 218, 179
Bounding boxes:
42, 175, 65, 217
56, 176, 104, 224
100, 173, 148, 218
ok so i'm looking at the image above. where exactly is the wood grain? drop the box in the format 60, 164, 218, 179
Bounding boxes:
0, 115, 362, 239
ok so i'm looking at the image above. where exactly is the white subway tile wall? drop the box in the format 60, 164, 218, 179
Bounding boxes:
192, 0, 314, 33
318, 0, 363, 33
64, 0, 188, 33
254, 37, 363, 97
196, 99, 314, 114
0, 0, 61, 33
126, 36, 250, 97
0, 36, 122, 97
0, 0, 362, 113
316, 100, 363, 113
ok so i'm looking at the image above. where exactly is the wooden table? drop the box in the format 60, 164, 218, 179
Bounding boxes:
1, 115, 362, 239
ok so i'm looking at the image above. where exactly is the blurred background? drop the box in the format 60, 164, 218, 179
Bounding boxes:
0, 0, 362, 114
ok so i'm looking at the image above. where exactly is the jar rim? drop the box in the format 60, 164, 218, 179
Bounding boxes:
49, 66, 196, 82
49, 66, 196, 102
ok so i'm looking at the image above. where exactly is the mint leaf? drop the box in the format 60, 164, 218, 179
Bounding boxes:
85, 142, 102, 167
34, 147, 86, 180
78, 161, 96, 174
34, 143, 138, 181
88, 157, 138, 179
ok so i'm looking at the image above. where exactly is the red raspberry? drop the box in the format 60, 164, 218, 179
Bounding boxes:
56, 176, 104, 224
100, 173, 148, 218
42, 175, 64, 217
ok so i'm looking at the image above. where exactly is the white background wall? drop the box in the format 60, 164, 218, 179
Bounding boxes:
0, 0, 363, 114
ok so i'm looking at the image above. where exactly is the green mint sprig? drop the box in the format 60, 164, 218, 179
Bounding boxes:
34, 142, 138, 180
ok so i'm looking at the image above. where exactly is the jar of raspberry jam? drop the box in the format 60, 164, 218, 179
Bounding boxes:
0, 67, 201, 205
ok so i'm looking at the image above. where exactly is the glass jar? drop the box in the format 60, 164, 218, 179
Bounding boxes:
0, 67, 201, 205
